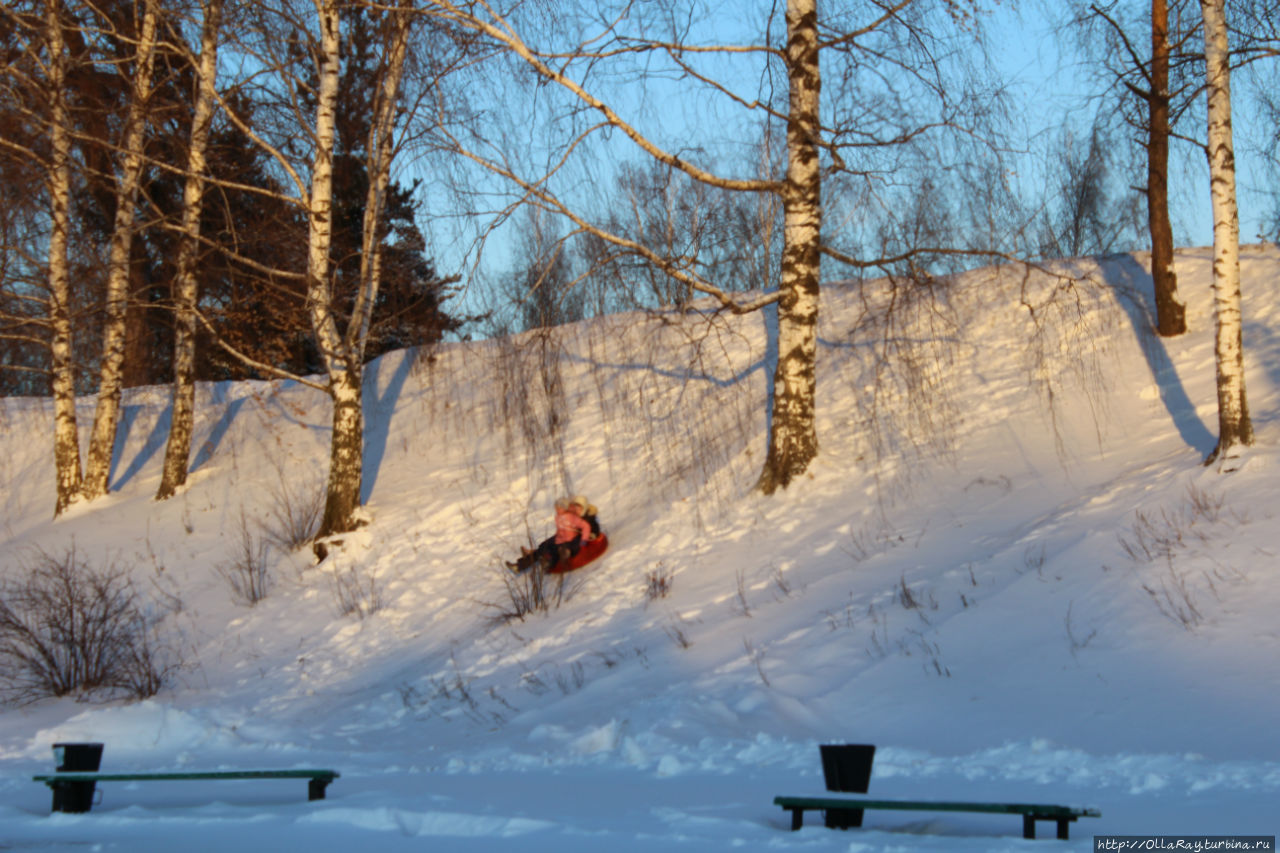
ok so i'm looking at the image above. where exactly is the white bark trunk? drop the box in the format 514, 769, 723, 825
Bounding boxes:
83, 0, 161, 499
1200, 0, 1253, 466
306, 0, 344, 375
46, 0, 83, 516
758, 0, 821, 494
351, 1, 411, 362
307, 0, 363, 541
157, 0, 224, 500
318, 367, 365, 545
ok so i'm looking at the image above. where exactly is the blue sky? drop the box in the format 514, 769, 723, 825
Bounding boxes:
414, 2, 1277, 331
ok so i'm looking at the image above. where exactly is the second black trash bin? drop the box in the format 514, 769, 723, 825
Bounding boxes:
819, 744, 876, 829
51, 742, 104, 813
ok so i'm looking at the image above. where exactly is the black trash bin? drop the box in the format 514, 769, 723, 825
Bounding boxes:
819, 744, 876, 829
51, 742, 104, 813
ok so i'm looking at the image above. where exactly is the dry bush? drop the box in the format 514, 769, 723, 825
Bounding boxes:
261, 462, 324, 551
664, 617, 693, 649
743, 637, 770, 687
331, 563, 384, 619
644, 563, 673, 604
0, 547, 182, 704
1118, 485, 1246, 631
217, 508, 272, 606
484, 564, 580, 623
732, 568, 752, 617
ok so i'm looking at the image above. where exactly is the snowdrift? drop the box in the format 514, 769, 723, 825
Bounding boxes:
1, 247, 1278, 850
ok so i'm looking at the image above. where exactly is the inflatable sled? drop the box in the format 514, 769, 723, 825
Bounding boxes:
548, 533, 609, 574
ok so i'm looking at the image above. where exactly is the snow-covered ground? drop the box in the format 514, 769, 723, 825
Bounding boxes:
1, 247, 1277, 851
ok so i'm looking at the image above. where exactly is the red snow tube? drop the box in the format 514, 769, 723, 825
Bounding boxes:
547, 533, 609, 574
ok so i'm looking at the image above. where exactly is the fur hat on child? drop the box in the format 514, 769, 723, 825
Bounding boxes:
571, 495, 597, 516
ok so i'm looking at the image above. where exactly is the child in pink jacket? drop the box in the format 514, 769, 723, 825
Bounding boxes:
507, 498, 595, 572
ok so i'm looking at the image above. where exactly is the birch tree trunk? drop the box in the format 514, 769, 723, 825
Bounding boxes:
45, 0, 83, 516
156, 0, 224, 501
307, 0, 364, 542
351, 0, 411, 362
757, 0, 821, 494
83, 0, 160, 499
314, 0, 415, 546
1199, 0, 1253, 466
1149, 0, 1186, 337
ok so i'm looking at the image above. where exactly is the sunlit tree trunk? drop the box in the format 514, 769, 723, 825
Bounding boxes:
1149, 0, 1186, 337
1199, 0, 1252, 466
45, 0, 83, 516
315, 0, 414, 545
757, 0, 821, 494
352, 0, 411, 361
308, 0, 362, 541
157, 0, 224, 501
83, 0, 160, 499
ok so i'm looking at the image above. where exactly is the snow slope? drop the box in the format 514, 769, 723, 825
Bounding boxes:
1, 246, 1278, 851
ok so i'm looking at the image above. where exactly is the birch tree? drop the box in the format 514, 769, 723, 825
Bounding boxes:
0, 0, 88, 514
155, 0, 224, 501
305, 0, 354, 539
1199, 0, 1253, 466
419, 0, 995, 493
45, 0, 84, 514
298, 0, 409, 540
205, 0, 420, 545
82, 0, 161, 500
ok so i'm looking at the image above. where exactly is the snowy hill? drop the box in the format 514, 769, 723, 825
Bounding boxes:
1, 246, 1278, 851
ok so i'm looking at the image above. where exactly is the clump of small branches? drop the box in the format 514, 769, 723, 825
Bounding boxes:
743, 637, 770, 687
1119, 509, 1189, 565
484, 564, 579, 624
217, 508, 272, 606
0, 547, 182, 704
644, 562, 673, 604
898, 629, 950, 678
1142, 574, 1200, 629
896, 575, 921, 609
771, 564, 794, 598
1064, 601, 1098, 658
1118, 485, 1241, 566
732, 568, 752, 617
331, 563, 384, 619
664, 615, 694, 650
865, 603, 890, 660
397, 659, 511, 727
261, 463, 325, 551
554, 660, 587, 695
1118, 485, 1245, 631
822, 593, 860, 631
895, 574, 937, 620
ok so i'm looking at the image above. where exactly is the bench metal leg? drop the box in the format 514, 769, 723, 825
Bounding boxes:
1023, 814, 1073, 841
49, 780, 97, 814
308, 778, 330, 801
824, 807, 864, 829
789, 807, 803, 831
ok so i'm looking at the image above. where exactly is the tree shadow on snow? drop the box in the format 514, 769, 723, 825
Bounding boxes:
191, 384, 248, 472
108, 400, 170, 491
361, 349, 416, 503
1097, 254, 1215, 456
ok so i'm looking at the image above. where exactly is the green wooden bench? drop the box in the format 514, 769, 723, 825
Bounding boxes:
773, 795, 1101, 840
33, 769, 340, 813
